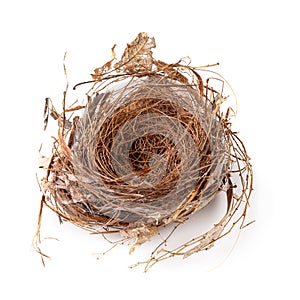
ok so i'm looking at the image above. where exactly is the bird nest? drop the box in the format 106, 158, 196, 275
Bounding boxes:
34, 32, 253, 271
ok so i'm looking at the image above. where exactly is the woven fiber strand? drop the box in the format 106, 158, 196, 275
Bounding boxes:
35, 32, 253, 271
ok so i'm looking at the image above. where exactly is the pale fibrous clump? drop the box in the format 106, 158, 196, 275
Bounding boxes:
34, 32, 253, 271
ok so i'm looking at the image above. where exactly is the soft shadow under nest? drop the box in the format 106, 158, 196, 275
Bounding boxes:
34, 32, 253, 271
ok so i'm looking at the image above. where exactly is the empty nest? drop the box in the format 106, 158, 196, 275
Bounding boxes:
34, 32, 253, 271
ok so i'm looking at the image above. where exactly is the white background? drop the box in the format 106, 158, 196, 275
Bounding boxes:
1, 0, 299, 299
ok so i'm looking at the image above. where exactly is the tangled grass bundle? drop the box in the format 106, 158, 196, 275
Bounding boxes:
35, 33, 253, 271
